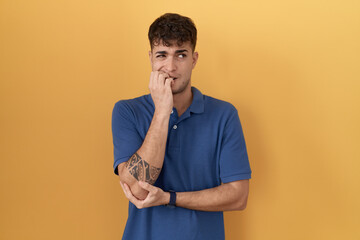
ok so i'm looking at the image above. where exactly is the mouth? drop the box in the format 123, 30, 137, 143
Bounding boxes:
165, 73, 179, 81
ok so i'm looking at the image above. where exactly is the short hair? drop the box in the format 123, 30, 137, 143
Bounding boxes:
148, 13, 197, 52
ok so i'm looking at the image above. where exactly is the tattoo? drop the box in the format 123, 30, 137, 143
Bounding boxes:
125, 153, 161, 184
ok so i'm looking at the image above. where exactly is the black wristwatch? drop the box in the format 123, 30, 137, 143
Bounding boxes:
165, 190, 176, 208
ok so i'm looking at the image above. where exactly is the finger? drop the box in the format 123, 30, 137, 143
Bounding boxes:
122, 182, 142, 205
149, 71, 154, 89
120, 181, 130, 198
123, 182, 135, 198
158, 70, 168, 77
138, 182, 163, 207
150, 71, 160, 87
165, 78, 173, 88
158, 72, 169, 85
138, 181, 156, 192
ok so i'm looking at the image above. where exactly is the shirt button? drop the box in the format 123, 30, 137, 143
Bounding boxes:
173, 125, 177, 130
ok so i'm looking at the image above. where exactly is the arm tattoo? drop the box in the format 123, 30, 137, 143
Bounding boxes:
125, 153, 161, 185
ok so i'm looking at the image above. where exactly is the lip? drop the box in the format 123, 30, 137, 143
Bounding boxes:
168, 75, 178, 80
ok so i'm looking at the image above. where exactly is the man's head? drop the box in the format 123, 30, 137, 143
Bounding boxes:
148, 13, 197, 52
148, 13, 199, 95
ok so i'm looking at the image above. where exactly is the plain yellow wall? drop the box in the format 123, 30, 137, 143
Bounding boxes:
1, 0, 359, 239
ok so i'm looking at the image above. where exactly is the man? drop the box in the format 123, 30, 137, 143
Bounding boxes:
112, 13, 252, 240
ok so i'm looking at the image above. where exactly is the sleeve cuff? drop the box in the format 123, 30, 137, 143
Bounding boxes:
113, 156, 131, 175
221, 172, 252, 183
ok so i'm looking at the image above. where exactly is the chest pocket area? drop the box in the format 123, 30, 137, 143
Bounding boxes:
181, 129, 219, 188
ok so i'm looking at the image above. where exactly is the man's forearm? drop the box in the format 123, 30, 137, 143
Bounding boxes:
175, 180, 249, 212
136, 111, 170, 173
120, 179, 250, 211
118, 111, 170, 199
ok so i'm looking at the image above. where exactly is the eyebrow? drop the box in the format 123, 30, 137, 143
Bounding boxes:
155, 49, 188, 54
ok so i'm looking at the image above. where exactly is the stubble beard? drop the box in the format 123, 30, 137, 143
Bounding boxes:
171, 78, 191, 95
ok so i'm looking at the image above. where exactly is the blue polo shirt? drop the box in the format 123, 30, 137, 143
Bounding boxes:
112, 87, 251, 240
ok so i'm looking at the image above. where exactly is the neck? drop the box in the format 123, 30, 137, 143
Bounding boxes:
173, 86, 193, 117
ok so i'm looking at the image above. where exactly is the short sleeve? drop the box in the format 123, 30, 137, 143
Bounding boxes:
111, 101, 143, 175
219, 107, 252, 183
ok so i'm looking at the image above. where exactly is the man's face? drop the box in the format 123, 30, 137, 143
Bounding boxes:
149, 41, 198, 95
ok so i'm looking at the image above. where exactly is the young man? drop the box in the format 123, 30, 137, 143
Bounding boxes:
112, 13, 252, 240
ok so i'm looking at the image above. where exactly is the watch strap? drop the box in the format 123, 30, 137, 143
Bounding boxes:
166, 190, 176, 208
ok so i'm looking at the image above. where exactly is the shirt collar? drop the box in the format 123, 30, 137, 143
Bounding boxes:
189, 87, 205, 114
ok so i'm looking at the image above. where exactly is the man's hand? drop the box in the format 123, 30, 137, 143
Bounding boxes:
149, 71, 174, 115
120, 181, 170, 209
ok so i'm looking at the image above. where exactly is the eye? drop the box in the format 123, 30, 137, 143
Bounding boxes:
156, 55, 165, 58
178, 54, 187, 58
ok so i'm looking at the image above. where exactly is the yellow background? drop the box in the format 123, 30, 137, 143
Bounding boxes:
1, 0, 359, 239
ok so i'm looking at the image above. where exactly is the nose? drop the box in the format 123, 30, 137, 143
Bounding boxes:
164, 57, 177, 72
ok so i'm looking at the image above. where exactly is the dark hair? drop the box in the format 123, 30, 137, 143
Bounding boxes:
148, 13, 197, 52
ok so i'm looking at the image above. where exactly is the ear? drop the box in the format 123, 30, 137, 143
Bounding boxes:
149, 50, 153, 63
192, 52, 199, 69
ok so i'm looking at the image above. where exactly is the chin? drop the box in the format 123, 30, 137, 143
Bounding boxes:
172, 86, 187, 95
172, 81, 190, 95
